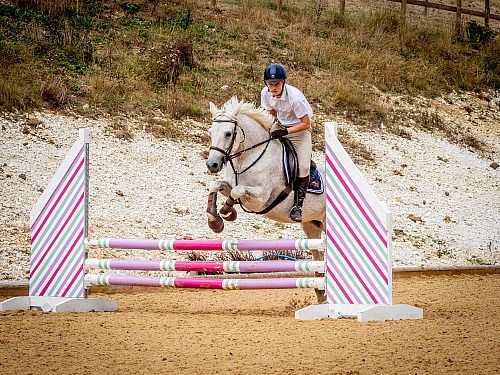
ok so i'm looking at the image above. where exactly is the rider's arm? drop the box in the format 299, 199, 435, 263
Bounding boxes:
286, 114, 310, 134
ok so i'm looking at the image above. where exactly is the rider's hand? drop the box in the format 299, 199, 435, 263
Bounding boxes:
270, 128, 288, 139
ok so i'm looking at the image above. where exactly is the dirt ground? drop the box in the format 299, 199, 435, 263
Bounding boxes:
0, 274, 499, 375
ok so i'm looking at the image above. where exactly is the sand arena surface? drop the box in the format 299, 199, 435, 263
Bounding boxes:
1, 274, 499, 375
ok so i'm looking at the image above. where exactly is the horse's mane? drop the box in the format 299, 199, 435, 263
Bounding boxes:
219, 96, 274, 131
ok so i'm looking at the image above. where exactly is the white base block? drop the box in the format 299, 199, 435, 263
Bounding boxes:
0, 296, 117, 312
296, 303, 423, 321
332, 304, 423, 322
295, 304, 329, 320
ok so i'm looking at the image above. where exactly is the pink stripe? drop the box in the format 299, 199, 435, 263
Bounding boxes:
32, 157, 84, 243
327, 194, 388, 284
326, 245, 364, 305
31, 148, 84, 231
39, 229, 84, 296
326, 143, 387, 234
173, 278, 224, 288
173, 261, 224, 272
172, 240, 224, 250
61, 264, 84, 297
30, 193, 84, 278
326, 153, 387, 247
327, 264, 354, 304
327, 230, 378, 304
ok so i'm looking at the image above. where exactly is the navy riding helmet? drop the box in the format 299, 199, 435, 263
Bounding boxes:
264, 63, 287, 83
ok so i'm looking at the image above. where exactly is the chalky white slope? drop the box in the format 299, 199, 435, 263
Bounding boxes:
0, 92, 499, 281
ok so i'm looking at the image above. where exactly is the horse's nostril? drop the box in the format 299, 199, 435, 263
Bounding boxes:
206, 161, 219, 173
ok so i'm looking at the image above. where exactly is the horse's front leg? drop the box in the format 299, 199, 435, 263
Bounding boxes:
212, 183, 269, 223
208, 180, 237, 222
206, 180, 233, 233
230, 185, 269, 210
206, 192, 224, 233
208, 180, 233, 198
206, 180, 238, 233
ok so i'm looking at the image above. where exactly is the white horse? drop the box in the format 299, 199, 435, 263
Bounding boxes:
205, 96, 326, 241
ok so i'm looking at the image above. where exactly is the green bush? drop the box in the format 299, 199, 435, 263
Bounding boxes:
466, 20, 498, 49
166, 9, 194, 31
119, 2, 140, 15
186, 102, 204, 118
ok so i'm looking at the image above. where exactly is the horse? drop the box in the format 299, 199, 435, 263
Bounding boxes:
205, 96, 326, 243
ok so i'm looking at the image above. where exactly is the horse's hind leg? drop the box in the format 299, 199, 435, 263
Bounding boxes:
302, 220, 327, 304
301, 220, 324, 239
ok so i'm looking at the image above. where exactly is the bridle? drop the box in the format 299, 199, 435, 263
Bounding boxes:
209, 115, 272, 187
209, 116, 245, 166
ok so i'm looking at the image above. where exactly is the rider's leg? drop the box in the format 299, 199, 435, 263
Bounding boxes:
290, 176, 309, 222
285, 130, 312, 222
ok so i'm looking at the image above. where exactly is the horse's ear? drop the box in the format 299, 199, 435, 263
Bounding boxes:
229, 97, 241, 117
209, 102, 218, 115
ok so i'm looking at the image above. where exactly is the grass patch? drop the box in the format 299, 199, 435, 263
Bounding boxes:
0, 0, 498, 147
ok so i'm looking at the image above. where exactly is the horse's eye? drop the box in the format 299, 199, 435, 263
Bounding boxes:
224, 131, 232, 138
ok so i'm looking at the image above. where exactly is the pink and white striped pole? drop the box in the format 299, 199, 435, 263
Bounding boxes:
85, 238, 323, 251
85, 259, 325, 273
85, 274, 325, 290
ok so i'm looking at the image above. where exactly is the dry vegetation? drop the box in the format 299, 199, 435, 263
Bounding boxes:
0, 0, 498, 154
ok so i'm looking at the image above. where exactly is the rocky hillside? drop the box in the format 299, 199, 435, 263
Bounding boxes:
0, 88, 498, 281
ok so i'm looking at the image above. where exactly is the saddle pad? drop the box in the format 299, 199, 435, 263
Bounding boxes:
307, 167, 324, 195
280, 139, 324, 195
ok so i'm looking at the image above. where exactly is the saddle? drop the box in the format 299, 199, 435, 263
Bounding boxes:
279, 138, 323, 195
279, 137, 298, 190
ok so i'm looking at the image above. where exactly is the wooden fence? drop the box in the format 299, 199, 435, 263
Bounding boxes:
210, 1, 498, 27
338, 0, 497, 27
390, 0, 497, 24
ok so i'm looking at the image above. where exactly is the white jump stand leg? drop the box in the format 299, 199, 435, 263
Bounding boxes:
0, 296, 117, 313
295, 304, 330, 320
295, 303, 423, 321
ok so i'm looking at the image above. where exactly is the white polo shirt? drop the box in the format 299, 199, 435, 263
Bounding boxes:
261, 84, 313, 127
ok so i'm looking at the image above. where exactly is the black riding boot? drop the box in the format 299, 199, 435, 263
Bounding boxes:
290, 176, 309, 222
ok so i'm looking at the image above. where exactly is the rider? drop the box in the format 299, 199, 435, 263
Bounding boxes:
261, 63, 313, 223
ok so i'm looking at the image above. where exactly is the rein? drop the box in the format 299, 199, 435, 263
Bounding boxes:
209, 115, 291, 215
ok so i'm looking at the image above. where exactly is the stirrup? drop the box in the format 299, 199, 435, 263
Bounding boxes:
289, 206, 302, 222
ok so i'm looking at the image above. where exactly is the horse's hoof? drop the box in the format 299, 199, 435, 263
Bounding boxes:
208, 216, 224, 233
220, 207, 237, 221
